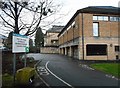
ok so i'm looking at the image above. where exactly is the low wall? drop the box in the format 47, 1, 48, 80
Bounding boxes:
40, 47, 59, 54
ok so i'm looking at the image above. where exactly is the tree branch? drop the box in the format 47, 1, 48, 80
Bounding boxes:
8, 1, 15, 17
0, 0, 62, 36
17, 6, 23, 17
3, 22, 14, 30
2, 9, 15, 19
0, 15, 14, 29
25, 2, 44, 36
26, 14, 42, 36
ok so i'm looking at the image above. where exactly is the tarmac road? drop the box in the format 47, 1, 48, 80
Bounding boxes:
27, 53, 119, 88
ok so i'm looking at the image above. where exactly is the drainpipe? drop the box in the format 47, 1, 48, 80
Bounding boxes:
81, 13, 84, 60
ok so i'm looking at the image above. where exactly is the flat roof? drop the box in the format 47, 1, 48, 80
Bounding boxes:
58, 6, 120, 37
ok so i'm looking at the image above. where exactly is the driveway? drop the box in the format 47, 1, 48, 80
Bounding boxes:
27, 53, 119, 87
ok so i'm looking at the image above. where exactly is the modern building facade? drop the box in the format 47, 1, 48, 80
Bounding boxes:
58, 6, 120, 60
41, 25, 64, 53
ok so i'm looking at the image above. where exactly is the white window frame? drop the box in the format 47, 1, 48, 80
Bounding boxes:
93, 23, 99, 37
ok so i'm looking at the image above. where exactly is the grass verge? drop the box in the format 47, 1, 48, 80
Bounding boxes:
2, 73, 13, 86
2, 61, 37, 87
90, 63, 120, 78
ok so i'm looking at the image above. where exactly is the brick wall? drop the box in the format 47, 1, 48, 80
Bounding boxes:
58, 12, 119, 60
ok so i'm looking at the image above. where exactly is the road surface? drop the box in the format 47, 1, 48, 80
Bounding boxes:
27, 53, 119, 87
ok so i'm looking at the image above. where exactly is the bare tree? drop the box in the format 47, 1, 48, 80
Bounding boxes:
0, 0, 61, 36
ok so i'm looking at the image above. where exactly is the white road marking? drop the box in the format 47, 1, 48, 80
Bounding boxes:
37, 66, 49, 75
46, 61, 74, 88
80, 64, 95, 71
34, 60, 50, 87
105, 74, 119, 80
40, 72, 49, 75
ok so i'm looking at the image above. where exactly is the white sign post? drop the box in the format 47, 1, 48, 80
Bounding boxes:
12, 33, 29, 84
12, 33, 29, 53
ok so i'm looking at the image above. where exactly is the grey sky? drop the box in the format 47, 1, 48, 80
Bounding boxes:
0, 0, 119, 36
55, 0, 119, 25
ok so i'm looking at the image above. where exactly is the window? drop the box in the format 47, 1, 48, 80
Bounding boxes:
116, 55, 119, 60
67, 26, 71, 31
93, 23, 99, 36
86, 44, 107, 56
98, 16, 103, 20
51, 40, 58, 45
110, 17, 119, 22
72, 21, 75, 26
73, 24, 76, 28
115, 46, 119, 52
93, 16, 108, 21
93, 16, 98, 20
103, 16, 109, 21
119, 17, 120, 22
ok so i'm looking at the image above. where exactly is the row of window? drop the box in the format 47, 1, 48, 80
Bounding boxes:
93, 16, 108, 21
60, 15, 119, 38
86, 45, 119, 56
60, 21, 77, 37
61, 22, 116, 38
93, 16, 120, 22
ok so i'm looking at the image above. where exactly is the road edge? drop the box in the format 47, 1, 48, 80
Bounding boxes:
34, 60, 50, 87
46, 61, 74, 88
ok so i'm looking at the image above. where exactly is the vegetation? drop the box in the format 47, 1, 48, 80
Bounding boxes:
2, 74, 13, 86
2, 59, 37, 87
35, 27, 44, 53
29, 39, 37, 53
2, 51, 37, 87
90, 63, 120, 78
3, 32, 12, 49
35, 27, 44, 47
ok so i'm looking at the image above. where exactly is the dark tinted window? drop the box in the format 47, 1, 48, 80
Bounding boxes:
86, 44, 107, 56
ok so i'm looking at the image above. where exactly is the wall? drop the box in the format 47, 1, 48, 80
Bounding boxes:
41, 47, 59, 54
45, 32, 59, 46
59, 12, 119, 60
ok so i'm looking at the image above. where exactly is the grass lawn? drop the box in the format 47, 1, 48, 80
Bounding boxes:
90, 63, 120, 78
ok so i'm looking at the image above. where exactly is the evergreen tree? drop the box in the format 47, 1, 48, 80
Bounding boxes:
29, 38, 36, 53
29, 39, 33, 48
35, 27, 44, 48
4, 32, 13, 49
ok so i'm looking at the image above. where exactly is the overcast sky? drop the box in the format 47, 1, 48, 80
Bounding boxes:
0, 0, 120, 36
53, 0, 120, 26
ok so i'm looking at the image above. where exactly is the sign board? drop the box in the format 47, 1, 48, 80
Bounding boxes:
12, 33, 29, 53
